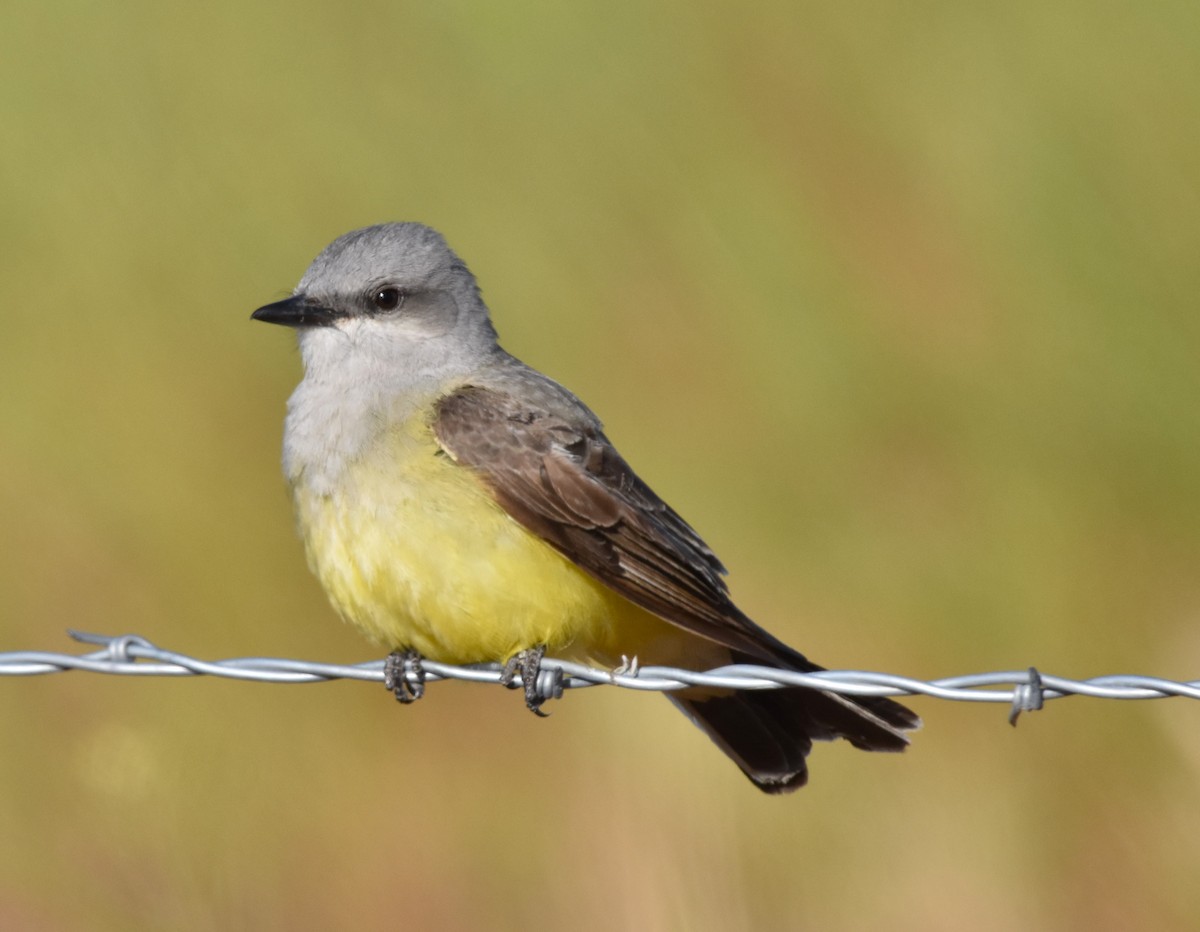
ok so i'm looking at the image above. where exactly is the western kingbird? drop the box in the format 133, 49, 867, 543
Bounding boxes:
253, 223, 919, 793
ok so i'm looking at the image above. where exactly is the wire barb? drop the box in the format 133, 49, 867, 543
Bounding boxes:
2, 633, 1199, 718
1008, 667, 1045, 726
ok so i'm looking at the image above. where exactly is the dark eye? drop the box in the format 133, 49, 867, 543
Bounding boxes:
371, 287, 404, 311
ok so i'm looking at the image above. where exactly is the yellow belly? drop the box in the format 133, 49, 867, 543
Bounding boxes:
290, 413, 678, 665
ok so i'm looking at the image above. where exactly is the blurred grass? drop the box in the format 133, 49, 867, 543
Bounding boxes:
2, 0, 1200, 929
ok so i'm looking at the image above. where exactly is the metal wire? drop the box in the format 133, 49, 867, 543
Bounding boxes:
3, 631, 1199, 723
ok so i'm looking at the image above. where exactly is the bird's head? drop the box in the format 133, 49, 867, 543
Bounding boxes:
253, 222, 498, 383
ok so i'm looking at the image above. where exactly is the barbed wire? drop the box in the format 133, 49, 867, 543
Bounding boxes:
4, 631, 1200, 723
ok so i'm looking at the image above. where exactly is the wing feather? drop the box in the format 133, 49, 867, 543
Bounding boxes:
433, 384, 794, 660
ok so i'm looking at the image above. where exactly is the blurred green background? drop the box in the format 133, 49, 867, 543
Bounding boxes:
2, 1, 1199, 929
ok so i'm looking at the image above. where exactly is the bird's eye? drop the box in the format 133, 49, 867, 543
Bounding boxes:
371, 287, 404, 311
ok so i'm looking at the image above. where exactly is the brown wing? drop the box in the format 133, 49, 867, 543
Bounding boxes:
433, 384, 798, 660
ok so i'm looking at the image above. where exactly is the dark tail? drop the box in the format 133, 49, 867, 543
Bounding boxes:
668, 651, 920, 793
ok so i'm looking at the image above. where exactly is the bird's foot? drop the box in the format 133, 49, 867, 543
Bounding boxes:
499, 645, 557, 717
384, 648, 426, 704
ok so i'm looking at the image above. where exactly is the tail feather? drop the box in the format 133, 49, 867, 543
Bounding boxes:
669, 652, 920, 793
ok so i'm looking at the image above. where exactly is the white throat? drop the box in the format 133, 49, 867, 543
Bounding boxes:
282, 317, 491, 494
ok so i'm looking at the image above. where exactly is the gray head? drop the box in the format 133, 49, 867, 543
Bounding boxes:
253, 223, 500, 384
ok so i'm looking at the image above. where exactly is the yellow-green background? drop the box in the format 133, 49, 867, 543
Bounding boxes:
3, 2, 1199, 929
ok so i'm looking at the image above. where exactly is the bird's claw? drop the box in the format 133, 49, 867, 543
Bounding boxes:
384, 648, 425, 704
499, 645, 556, 717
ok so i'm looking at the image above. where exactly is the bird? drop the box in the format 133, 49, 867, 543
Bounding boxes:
252, 222, 919, 792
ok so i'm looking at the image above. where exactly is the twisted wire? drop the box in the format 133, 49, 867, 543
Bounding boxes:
3, 631, 1198, 723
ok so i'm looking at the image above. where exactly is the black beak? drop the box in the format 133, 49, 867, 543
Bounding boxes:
251, 294, 344, 328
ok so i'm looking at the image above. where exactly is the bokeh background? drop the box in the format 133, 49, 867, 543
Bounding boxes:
3, 2, 1199, 929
